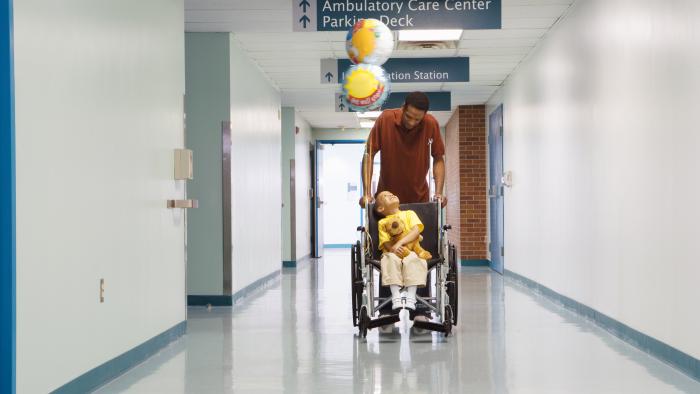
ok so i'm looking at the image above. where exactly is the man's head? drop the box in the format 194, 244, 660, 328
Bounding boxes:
401, 91, 430, 130
374, 191, 400, 217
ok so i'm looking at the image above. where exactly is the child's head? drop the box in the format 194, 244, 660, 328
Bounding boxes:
374, 191, 400, 217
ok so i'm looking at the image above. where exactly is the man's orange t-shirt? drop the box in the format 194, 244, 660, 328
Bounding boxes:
367, 108, 445, 203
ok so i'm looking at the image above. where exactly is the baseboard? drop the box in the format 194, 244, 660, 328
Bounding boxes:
231, 269, 280, 305
282, 254, 312, 268
505, 269, 700, 382
188, 269, 281, 307
187, 295, 232, 306
461, 259, 490, 266
51, 321, 186, 394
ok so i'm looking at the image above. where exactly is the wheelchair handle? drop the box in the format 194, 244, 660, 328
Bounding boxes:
442, 224, 452, 231
356, 226, 365, 232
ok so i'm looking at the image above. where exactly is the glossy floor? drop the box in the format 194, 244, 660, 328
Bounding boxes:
96, 249, 700, 393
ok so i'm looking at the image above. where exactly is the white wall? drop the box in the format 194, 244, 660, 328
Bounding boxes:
294, 113, 313, 259
487, 0, 700, 359
229, 38, 282, 292
321, 143, 365, 245
13, 1, 185, 392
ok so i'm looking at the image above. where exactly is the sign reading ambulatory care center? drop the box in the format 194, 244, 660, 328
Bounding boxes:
321, 57, 469, 84
293, 0, 501, 31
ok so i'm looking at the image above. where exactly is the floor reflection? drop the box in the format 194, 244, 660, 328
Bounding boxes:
96, 249, 700, 394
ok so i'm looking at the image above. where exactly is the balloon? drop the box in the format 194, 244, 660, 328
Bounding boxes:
342, 63, 391, 112
346, 18, 394, 66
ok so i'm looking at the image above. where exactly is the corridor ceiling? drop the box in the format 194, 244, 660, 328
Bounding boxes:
185, 0, 575, 128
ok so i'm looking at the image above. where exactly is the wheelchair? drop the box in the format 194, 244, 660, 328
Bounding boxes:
351, 201, 458, 337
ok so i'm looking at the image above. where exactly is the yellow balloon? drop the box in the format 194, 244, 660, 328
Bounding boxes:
344, 68, 380, 99
350, 23, 377, 63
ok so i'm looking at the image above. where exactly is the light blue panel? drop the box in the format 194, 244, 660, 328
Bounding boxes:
185, 33, 230, 295
0, 1, 15, 392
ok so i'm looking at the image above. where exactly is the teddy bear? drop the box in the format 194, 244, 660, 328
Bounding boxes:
380, 216, 432, 260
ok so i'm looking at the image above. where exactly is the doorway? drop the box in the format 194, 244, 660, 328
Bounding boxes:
488, 105, 505, 274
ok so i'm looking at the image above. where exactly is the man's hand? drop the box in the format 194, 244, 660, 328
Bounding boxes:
359, 194, 375, 208
433, 193, 448, 208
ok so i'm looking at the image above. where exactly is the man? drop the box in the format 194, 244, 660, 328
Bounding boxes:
359, 91, 447, 208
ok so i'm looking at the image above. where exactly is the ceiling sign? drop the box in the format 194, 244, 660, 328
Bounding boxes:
321, 57, 469, 84
335, 91, 451, 112
294, 0, 501, 32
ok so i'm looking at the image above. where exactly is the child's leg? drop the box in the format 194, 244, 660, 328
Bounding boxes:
402, 252, 428, 288
402, 252, 428, 310
380, 253, 404, 309
405, 285, 418, 310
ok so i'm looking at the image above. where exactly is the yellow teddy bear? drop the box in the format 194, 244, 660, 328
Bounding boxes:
380, 215, 432, 260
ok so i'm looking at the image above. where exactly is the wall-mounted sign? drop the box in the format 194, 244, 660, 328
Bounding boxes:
335, 91, 451, 112
294, 0, 501, 32
321, 57, 469, 84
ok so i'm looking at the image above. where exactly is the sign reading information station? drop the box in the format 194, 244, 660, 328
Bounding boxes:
293, 0, 501, 31
321, 57, 469, 84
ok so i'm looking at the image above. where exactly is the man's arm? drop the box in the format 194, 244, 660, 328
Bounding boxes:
391, 225, 421, 255
433, 156, 447, 207
359, 148, 377, 208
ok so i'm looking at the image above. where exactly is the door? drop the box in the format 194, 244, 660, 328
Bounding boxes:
488, 105, 505, 274
313, 142, 325, 257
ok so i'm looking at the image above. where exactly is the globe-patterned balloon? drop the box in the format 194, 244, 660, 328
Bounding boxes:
346, 18, 394, 66
342, 63, 391, 112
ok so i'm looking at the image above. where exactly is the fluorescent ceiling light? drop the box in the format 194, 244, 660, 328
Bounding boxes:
359, 121, 375, 128
398, 29, 463, 41
356, 111, 382, 119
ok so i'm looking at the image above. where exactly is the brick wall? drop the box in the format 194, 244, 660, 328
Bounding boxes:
445, 105, 488, 262
445, 110, 461, 252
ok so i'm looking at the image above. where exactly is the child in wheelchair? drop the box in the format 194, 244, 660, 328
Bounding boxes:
374, 191, 432, 313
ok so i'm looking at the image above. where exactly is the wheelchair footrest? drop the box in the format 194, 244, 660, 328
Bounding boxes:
412, 320, 447, 333
367, 314, 401, 330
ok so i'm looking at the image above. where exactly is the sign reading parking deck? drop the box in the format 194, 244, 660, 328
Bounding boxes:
293, 0, 501, 31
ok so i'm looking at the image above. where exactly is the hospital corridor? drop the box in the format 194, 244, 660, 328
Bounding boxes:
2, 0, 700, 393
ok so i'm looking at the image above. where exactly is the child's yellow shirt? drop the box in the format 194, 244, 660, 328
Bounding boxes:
377, 210, 424, 251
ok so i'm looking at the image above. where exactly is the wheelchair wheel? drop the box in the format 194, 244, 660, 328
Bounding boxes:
443, 307, 453, 336
358, 306, 369, 338
446, 243, 458, 325
351, 241, 362, 327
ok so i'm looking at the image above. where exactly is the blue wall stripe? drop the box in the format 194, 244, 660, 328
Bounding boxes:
316, 139, 365, 144
505, 269, 700, 382
461, 259, 489, 267
324, 243, 353, 249
1, 0, 15, 392
51, 321, 187, 394
188, 269, 281, 306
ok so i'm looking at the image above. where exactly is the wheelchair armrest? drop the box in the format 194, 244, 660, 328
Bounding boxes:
366, 259, 382, 270
427, 258, 442, 270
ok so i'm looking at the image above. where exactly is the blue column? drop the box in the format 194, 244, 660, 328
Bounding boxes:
0, 0, 16, 393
